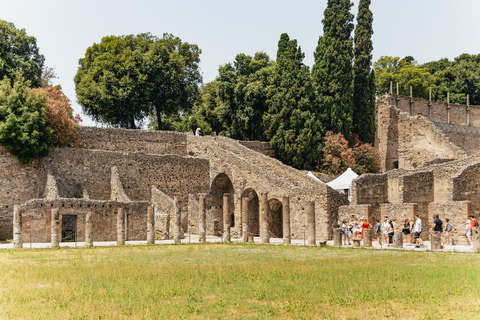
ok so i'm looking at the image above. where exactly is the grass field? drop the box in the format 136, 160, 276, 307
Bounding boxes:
0, 244, 479, 319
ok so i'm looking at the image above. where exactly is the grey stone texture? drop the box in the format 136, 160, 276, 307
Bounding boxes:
282, 196, 291, 245
13, 205, 22, 248
51, 208, 60, 247
307, 201, 316, 246
85, 211, 93, 247
117, 208, 125, 245
1, 126, 347, 242
147, 205, 155, 244
173, 196, 181, 245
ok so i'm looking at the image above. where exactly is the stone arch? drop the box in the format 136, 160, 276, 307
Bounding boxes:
268, 198, 283, 238
209, 173, 234, 236
241, 188, 259, 237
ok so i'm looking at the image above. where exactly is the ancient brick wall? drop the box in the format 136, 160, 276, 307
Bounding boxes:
428, 201, 471, 244
351, 173, 388, 205
238, 141, 274, 158
451, 162, 480, 217
19, 199, 150, 243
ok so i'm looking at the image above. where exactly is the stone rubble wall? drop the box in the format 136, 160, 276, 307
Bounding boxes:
18, 198, 150, 243
238, 141, 274, 158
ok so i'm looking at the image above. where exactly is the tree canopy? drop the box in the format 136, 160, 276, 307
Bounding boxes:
313, 0, 355, 139
0, 20, 45, 88
74, 33, 201, 129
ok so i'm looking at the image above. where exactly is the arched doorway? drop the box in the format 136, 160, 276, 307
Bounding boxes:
241, 188, 259, 237
209, 173, 234, 236
268, 198, 283, 238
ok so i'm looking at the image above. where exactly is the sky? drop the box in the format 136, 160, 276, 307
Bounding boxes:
2, 0, 480, 127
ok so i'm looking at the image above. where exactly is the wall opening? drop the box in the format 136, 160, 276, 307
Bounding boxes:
61, 215, 77, 242
268, 199, 283, 238
241, 188, 259, 237
209, 173, 234, 236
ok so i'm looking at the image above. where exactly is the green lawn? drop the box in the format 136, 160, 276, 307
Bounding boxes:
0, 244, 479, 319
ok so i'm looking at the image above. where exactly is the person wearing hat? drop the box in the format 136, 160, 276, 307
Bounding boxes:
195, 128, 201, 136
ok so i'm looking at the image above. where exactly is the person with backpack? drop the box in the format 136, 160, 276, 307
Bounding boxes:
442, 218, 453, 246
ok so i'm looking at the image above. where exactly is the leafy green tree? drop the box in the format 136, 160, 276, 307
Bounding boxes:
75, 34, 151, 129
425, 54, 480, 105
0, 20, 45, 88
313, 0, 354, 139
374, 56, 436, 99
214, 52, 273, 140
193, 81, 223, 134
276, 33, 290, 60
75, 33, 201, 129
264, 36, 322, 169
0, 76, 51, 163
352, 0, 375, 144
145, 34, 202, 130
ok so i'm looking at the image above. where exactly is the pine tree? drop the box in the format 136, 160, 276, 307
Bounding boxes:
312, 0, 354, 139
264, 35, 322, 169
353, 0, 375, 144
276, 33, 290, 60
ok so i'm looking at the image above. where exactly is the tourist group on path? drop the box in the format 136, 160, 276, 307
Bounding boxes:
340, 213, 477, 249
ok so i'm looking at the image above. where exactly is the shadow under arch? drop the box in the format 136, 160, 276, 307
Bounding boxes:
209, 173, 234, 236
268, 198, 283, 238
241, 188, 259, 237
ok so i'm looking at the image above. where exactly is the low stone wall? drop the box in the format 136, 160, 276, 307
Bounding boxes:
428, 201, 471, 244
238, 141, 274, 158
19, 198, 150, 243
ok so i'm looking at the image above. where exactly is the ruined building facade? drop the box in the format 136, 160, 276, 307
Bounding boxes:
341, 94, 480, 242
0, 127, 347, 242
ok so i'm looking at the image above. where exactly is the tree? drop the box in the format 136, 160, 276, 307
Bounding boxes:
313, 0, 355, 139
353, 0, 375, 144
374, 56, 436, 99
0, 76, 51, 163
145, 34, 202, 130
74, 33, 202, 129
214, 52, 273, 140
0, 20, 45, 88
425, 54, 480, 105
276, 33, 290, 60
74, 34, 151, 129
264, 36, 322, 169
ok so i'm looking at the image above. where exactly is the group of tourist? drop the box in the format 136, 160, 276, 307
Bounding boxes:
340, 213, 477, 249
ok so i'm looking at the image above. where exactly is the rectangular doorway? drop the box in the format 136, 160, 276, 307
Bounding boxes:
61, 215, 77, 242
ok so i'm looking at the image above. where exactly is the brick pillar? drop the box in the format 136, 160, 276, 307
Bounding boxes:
242, 197, 249, 243
282, 196, 291, 245
363, 229, 372, 248
307, 201, 316, 246
173, 196, 181, 245
85, 211, 93, 248
51, 208, 60, 248
198, 194, 207, 243
333, 228, 342, 247
223, 193, 231, 243
147, 205, 155, 244
117, 208, 125, 245
13, 205, 22, 249
393, 232, 403, 249
260, 192, 269, 244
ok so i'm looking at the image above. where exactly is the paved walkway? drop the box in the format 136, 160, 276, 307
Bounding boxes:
0, 235, 476, 253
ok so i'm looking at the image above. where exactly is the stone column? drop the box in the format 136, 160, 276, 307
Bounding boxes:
147, 205, 155, 244
117, 208, 125, 245
260, 193, 270, 244
431, 231, 442, 250
223, 193, 231, 243
13, 205, 22, 249
282, 196, 291, 245
173, 196, 181, 245
472, 227, 480, 252
333, 228, 342, 247
198, 194, 207, 243
241, 197, 249, 243
363, 229, 372, 248
85, 211, 93, 248
307, 201, 316, 246
51, 208, 60, 248
393, 232, 403, 249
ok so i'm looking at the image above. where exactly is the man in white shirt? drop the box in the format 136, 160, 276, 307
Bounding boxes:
414, 214, 424, 248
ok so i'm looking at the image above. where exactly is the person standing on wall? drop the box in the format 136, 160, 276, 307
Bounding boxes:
414, 214, 424, 248
195, 128, 201, 136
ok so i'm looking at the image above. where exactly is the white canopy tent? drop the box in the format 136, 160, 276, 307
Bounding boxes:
326, 168, 358, 202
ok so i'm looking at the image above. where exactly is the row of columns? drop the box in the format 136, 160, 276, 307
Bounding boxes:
197, 193, 316, 246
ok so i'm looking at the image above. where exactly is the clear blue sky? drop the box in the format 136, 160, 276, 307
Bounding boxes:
2, 0, 480, 126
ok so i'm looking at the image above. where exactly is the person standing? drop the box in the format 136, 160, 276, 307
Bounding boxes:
432, 215, 443, 233
387, 220, 394, 247
414, 214, 424, 248
465, 218, 472, 245
195, 128, 201, 136
382, 216, 389, 245
402, 218, 411, 244
360, 217, 370, 240
374, 219, 381, 245
442, 218, 453, 246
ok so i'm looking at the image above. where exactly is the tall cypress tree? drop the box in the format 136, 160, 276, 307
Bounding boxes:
276, 33, 290, 60
353, 0, 375, 144
264, 34, 322, 170
312, 0, 354, 139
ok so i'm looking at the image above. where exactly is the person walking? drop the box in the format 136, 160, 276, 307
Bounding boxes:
442, 218, 453, 246
465, 218, 472, 245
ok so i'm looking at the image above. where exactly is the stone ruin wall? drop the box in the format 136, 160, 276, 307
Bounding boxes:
375, 95, 467, 172
1, 127, 347, 241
